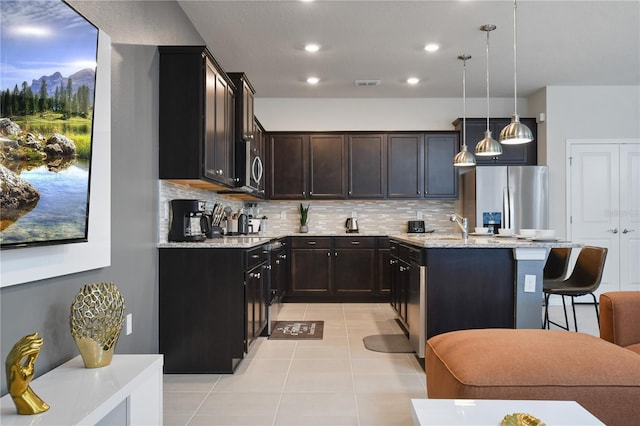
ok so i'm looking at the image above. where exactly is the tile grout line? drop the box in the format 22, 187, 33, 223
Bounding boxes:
344, 303, 363, 426
270, 303, 306, 426
184, 375, 222, 425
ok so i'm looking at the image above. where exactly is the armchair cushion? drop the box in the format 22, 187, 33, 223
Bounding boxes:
599, 291, 640, 354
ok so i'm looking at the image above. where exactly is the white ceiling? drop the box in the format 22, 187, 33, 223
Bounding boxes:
177, 0, 639, 99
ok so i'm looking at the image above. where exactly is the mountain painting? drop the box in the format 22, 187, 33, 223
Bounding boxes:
0, 0, 99, 248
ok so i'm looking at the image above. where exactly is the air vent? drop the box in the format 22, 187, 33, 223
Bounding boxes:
355, 80, 381, 87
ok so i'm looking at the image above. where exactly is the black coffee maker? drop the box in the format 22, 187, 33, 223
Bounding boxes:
169, 199, 210, 242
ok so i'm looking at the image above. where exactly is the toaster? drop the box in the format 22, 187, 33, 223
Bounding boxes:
407, 220, 426, 233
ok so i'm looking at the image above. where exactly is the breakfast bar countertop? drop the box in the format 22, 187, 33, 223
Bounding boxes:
389, 233, 582, 249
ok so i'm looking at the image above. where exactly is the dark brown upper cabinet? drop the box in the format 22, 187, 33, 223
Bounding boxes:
267, 134, 346, 199
159, 46, 236, 188
387, 132, 459, 199
348, 134, 387, 199
267, 134, 308, 199
452, 117, 537, 166
309, 134, 347, 199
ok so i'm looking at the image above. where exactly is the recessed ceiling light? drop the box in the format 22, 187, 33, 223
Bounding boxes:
424, 43, 440, 53
305, 44, 320, 53
407, 77, 420, 85
306, 77, 320, 85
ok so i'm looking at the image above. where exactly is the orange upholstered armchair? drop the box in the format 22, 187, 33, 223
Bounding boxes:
599, 291, 640, 355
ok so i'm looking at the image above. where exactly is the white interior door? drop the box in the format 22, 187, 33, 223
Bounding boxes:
619, 144, 640, 291
569, 144, 620, 298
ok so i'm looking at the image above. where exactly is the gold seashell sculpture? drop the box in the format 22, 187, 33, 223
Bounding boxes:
70, 282, 125, 368
501, 413, 546, 426
5, 332, 50, 415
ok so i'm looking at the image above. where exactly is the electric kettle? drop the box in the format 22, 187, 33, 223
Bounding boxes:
345, 218, 359, 233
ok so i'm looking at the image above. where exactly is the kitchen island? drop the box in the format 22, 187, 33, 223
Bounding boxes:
388, 233, 581, 357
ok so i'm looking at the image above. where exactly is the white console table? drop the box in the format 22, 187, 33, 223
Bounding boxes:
411, 399, 604, 425
1, 354, 163, 425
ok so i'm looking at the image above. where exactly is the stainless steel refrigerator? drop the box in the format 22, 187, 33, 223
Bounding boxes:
457, 166, 549, 232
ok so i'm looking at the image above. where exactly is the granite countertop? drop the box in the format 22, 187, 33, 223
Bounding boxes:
158, 234, 286, 249
390, 233, 582, 249
157, 232, 387, 249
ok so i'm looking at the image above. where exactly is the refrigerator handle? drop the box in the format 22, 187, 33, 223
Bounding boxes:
503, 187, 511, 229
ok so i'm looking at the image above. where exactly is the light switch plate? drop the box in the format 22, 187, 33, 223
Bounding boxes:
524, 275, 536, 293
126, 313, 133, 335
417, 211, 423, 219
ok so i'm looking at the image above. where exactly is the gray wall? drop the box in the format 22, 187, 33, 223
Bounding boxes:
0, 1, 203, 395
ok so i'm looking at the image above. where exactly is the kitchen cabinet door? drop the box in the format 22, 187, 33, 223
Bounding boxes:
333, 237, 377, 296
268, 134, 308, 199
348, 134, 387, 198
377, 237, 391, 295
453, 117, 537, 166
289, 237, 333, 296
309, 134, 347, 199
387, 134, 423, 198
424, 133, 459, 199
207, 68, 235, 185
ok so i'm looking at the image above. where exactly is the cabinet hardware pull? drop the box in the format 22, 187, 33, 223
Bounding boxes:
335, 252, 338, 256
327, 252, 331, 257
275, 260, 280, 265
607, 228, 619, 234
351, 241, 360, 245
308, 241, 316, 245
252, 254, 260, 258
622, 228, 635, 234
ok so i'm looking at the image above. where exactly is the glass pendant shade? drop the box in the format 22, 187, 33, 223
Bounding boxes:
500, 113, 533, 144
475, 129, 503, 156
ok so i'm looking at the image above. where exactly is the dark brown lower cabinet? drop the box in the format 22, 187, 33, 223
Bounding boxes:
289, 237, 332, 297
389, 240, 516, 340
287, 236, 389, 302
334, 237, 377, 295
159, 245, 269, 373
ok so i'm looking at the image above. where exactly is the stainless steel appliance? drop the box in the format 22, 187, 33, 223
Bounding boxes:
406, 245, 427, 357
457, 166, 549, 233
408, 220, 426, 233
345, 218, 359, 233
235, 140, 264, 194
168, 199, 210, 242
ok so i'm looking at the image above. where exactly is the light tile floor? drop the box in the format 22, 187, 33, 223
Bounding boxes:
163, 302, 600, 426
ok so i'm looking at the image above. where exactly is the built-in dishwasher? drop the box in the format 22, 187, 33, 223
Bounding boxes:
406, 246, 427, 358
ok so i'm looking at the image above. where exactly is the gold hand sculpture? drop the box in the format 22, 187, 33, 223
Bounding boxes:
5, 332, 50, 415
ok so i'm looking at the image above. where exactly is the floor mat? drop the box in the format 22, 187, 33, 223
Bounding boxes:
268, 321, 324, 340
363, 334, 414, 353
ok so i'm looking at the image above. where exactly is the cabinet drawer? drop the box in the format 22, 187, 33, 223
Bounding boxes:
390, 241, 399, 256
291, 237, 332, 249
334, 236, 376, 249
246, 245, 267, 269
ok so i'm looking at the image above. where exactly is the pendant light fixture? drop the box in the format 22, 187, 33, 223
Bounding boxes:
453, 54, 476, 167
500, 0, 533, 144
475, 24, 502, 157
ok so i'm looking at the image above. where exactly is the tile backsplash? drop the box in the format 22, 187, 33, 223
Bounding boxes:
159, 181, 458, 241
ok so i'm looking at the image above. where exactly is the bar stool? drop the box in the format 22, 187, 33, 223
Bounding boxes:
543, 247, 572, 281
543, 246, 607, 332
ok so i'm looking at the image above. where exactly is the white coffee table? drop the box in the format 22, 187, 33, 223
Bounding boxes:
411, 399, 604, 425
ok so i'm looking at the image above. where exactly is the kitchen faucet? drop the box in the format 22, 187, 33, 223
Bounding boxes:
450, 213, 469, 239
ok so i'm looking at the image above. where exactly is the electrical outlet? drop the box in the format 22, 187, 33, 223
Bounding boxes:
280, 211, 287, 220
351, 211, 357, 218
524, 275, 536, 293
417, 211, 423, 220
126, 313, 133, 335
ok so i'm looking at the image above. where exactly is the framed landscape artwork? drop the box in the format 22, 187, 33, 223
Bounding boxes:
0, 0, 99, 249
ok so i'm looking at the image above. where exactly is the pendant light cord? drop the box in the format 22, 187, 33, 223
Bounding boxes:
463, 57, 467, 149
513, 0, 518, 115
485, 28, 491, 132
